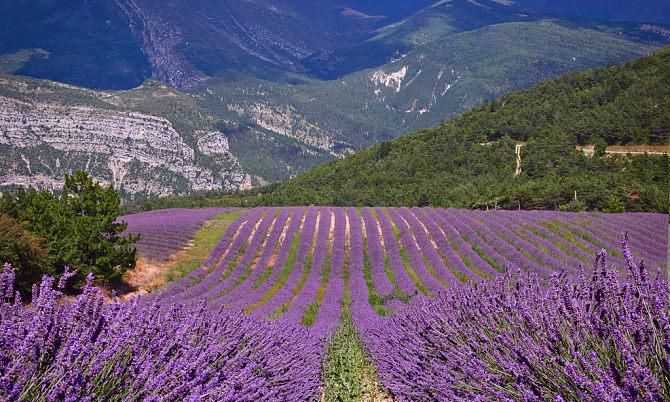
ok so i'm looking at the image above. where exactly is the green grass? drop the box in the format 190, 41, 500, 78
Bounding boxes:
322, 226, 390, 402
322, 313, 388, 402
164, 210, 242, 283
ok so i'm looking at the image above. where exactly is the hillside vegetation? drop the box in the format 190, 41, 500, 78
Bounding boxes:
259, 47, 670, 211
139, 48, 670, 213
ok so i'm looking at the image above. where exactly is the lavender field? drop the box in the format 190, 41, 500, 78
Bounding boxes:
122, 208, 234, 261
1, 207, 668, 401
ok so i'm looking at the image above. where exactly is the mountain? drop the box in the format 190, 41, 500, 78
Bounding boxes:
0, 77, 250, 198
232, 47, 670, 213
192, 18, 660, 181
1, 1, 669, 198
513, 0, 670, 24
1, 0, 669, 89
0, 0, 434, 89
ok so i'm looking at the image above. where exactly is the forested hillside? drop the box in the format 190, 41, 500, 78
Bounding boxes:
140, 48, 670, 213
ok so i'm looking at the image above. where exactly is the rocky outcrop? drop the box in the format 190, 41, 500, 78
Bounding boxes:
197, 131, 231, 157
227, 102, 339, 154
0, 95, 248, 196
371, 66, 408, 93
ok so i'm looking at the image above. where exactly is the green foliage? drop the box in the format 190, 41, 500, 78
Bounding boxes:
322, 301, 389, 402
255, 48, 670, 213
323, 317, 372, 402
1, 172, 137, 288
0, 214, 50, 295
129, 48, 669, 214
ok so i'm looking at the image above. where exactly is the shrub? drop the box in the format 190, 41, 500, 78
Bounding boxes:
0, 172, 137, 288
0, 214, 49, 295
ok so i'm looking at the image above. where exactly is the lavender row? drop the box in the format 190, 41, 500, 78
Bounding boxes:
375, 208, 418, 296
157, 209, 251, 299
361, 244, 669, 401
387, 208, 444, 293
311, 208, 346, 336
361, 208, 395, 296
283, 209, 333, 323
159, 207, 666, 329
121, 208, 233, 262
215, 209, 291, 309
347, 208, 379, 325
420, 208, 498, 279
251, 208, 318, 319
200, 208, 276, 304
416, 208, 488, 282
236, 208, 306, 313
0, 266, 322, 401
449, 209, 551, 274
170, 209, 265, 303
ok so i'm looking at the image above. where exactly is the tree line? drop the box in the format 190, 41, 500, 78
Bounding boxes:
1, 172, 137, 295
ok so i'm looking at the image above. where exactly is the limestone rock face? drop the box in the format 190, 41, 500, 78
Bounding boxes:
0, 95, 247, 197
227, 102, 338, 155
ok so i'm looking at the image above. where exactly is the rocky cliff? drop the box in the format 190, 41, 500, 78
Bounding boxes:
0, 83, 249, 198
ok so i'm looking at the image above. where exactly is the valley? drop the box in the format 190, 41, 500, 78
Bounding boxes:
1, 2, 667, 196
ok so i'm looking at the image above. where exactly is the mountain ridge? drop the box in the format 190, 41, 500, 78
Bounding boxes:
2, 0, 669, 89
148, 47, 669, 213
1, 2, 668, 199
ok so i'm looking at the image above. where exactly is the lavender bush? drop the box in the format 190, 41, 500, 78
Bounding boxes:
0, 264, 322, 401
362, 240, 670, 401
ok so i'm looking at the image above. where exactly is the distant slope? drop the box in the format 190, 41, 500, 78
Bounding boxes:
6, 0, 668, 89
197, 19, 661, 181
0, 0, 430, 89
2, 18, 660, 194
252, 47, 670, 212
513, 0, 670, 24
2, 1, 668, 197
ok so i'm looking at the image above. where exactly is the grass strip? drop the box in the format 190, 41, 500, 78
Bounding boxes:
388, 216, 430, 296
322, 228, 391, 402
165, 210, 242, 283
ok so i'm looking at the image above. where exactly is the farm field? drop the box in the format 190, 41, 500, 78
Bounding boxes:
122, 208, 236, 261
157, 207, 666, 317
1, 207, 668, 401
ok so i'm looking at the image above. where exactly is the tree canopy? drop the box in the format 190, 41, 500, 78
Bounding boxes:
1, 172, 137, 291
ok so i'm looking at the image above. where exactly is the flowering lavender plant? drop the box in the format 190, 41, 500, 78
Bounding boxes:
0, 264, 322, 401
362, 239, 670, 401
